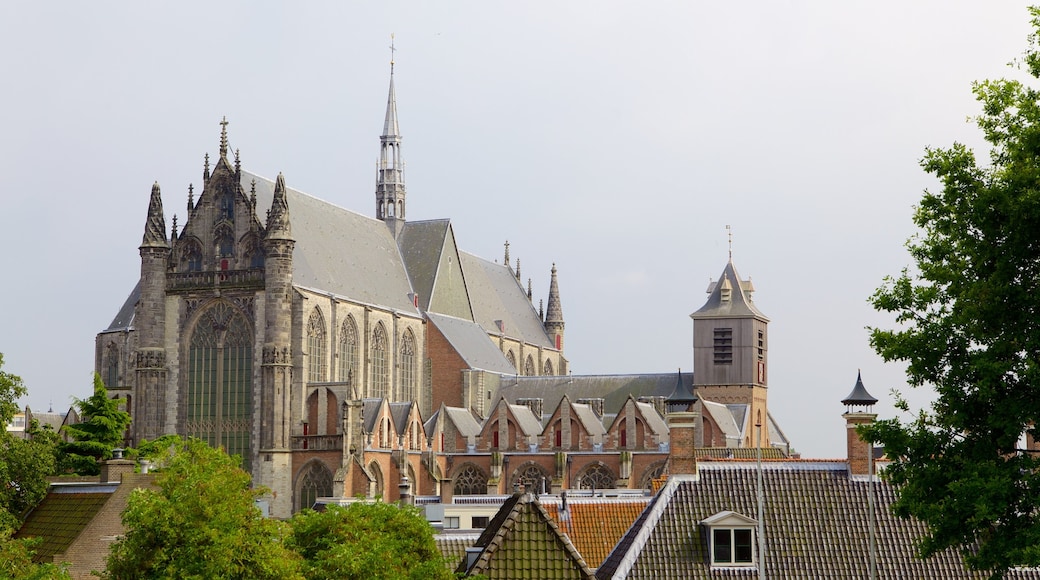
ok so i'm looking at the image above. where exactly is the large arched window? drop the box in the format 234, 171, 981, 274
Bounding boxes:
640, 461, 667, 491
296, 460, 333, 512
371, 324, 389, 399
214, 224, 234, 259
512, 462, 551, 493
185, 301, 253, 470
183, 239, 203, 272
307, 309, 327, 383
453, 464, 489, 495
506, 350, 517, 371
338, 316, 359, 386
104, 343, 119, 389
524, 355, 536, 376
398, 329, 416, 402
543, 358, 554, 376
576, 463, 616, 490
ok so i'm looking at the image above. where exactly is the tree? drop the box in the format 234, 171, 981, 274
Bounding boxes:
864, 7, 1040, 577
101, 437, 302, 580
59, 373, 131, 476
287, 501, 453, 580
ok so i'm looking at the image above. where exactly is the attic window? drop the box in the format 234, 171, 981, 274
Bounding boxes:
713, 328, 733, 365
701, 511, 758, 568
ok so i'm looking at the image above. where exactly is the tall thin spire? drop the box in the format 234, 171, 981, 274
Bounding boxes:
376, 36, 407, 234
219, 116, 229, 159
544, 263, 565, 351
266, 173, 292, 240
504, 240, 510, 266
141, 182, 168, 248
726, 224, 733, 261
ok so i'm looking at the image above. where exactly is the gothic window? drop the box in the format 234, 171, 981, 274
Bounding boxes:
104, 343, 119, 389
338, 316, 359, 385
576, 463, 616, 490
185, 301, 253, 471
296, 461, 333, 512
453, 464, 488, 495
542, 358, 554, 376
506, 350, 517, 371
184, 240, 203, 272
219, 191, 235, 222
371, 324, 389, 399
307, 309, 327, 383
215, 225, 234, 259
513, 462, 550, 493
640, 461, 667, 490
244, 236, 263, 269
398, 329, 416, 402
524, 355, 536, 376
369, 461, 384, 499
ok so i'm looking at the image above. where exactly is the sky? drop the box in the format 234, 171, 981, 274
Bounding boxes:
0, 2, 1034, 459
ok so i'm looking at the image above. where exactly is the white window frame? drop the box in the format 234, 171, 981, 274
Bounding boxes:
701, 511, 758, 568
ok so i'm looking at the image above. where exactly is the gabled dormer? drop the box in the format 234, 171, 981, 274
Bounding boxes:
480, 397, 542, 452
606, 395, 669, 451
541, 394, 605, 451
700, 510, 758, 568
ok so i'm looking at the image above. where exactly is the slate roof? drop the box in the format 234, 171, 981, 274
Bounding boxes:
15, 487, 115, 561
362, 398, 386, 433
460, 252, 554, 349
702, 400, 742, 444
457, 492, 595, 579
542, 498, 651, 570
571, 404, 607, 437
397, 220, 449, 312
691, 260, 768, 320
596, 463, 1040, 580
104, 280, 140, 331
389, 401, 413, 432
509, 403, 545, 437
246, 170, 419, 313
427, 312, 517, 374
500, 374, 694, 420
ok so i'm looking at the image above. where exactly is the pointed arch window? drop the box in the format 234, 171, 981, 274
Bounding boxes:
307, 309, 327, 383
296, 461, 333, 512
524, 355, 536, 376
506, 351, 517, 372
513, 463, 550, 493
338, 316, 359, 385
453, 464, 489, 496
576, 463, 616, 490
219, 191, 235, 222
371, 324, 389, 399
185, 301, 253, 470
398, 330, 416, 402
214, 225, 234, 259
543, 358, 554, 376
104, 343, 119, 389
183, 240, 203, 272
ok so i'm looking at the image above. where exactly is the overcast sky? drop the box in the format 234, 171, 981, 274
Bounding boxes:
0, 2, 1034, 459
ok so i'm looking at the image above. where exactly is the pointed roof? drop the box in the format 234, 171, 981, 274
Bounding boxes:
841, 370, 878, 407
426, 312, 516, 375
460, 252, 555, 349
545, 263, 564, 324
265, 173, 292, 240
691, 260, 768, 320
457, 492, 594, 578
383, 71, 400, 138
141, 182, 168, 248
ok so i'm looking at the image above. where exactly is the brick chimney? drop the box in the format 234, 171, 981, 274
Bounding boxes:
841, 371, 878, 476
99, 448, 135, 483
666, 370, 699, 476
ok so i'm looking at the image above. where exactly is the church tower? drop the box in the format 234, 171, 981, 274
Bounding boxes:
690, 256, 769, 447
259, 173, 295, 518
134, 182, 170, 443
544, 263, 565, 351
375, 44, 406, 238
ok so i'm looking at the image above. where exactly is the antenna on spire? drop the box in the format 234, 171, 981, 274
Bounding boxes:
389, 33, 396, 74
726, 224, 733, 261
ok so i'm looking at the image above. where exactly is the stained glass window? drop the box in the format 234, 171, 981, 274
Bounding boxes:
307, 309, 327, 383
371, 324, 389, 399
398, 330, 416, 402
186, 301, 253, 471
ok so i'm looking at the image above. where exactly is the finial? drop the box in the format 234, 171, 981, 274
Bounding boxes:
219, 116, 229, 158
389, 33, 396, 74
171, 214, 178, 239
527, 278, 533, 300
203, 153, 210, 182
726, 224, 732, 261
234, 148, 240, 175
187, 183, 194, 212
539, 299, 544, 321
250, 179, 257, 208
504, 240, 510, 266
515, 258, 521, 282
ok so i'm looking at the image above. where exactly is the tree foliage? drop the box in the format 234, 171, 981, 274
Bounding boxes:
864, 7, 1040, 577
287, 502, 453, 580
102, 437, 302, 580
59, 373, 131, 476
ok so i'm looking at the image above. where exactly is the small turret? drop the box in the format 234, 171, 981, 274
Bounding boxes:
266, 173, 292, 240
141, 182, 168, 248
842, 370, 878, 476
544, 263, 565, 351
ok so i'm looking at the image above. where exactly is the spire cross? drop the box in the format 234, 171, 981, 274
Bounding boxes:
389, 33, 396, 73
219, 116, 229, 157
726, 224, 733, 260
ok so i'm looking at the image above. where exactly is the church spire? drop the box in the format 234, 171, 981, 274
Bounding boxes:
376, 36, 407, 236
141, 182, 168, 248
266, 173, 292, 240
544, 263, 565, 351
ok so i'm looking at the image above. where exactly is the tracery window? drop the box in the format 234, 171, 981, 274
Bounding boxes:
104, 343, 119, 389
513, 463, 551, 493
219, 191, 235, 222
576, 463, 616, 490
453, 464, 489, 495
307, 309, 327, 383
524, 355, 536, 376
338, 316, 359, 385
185, 301, 253, 470
371, 324, 389, 399
215, 225, 234, 258
398, 330, 416, 402
640, 461, 667, 490
183, 240, 203, 272
543, 358, 554, 376
506, 350, 517, 371
296, 461, 333, 512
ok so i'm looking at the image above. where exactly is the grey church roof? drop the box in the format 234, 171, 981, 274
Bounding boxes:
246, 171, 419, 314
460, 252, 554, 349
397, 220, 452, 312
499, 373, 694, 419
691, 260, 768, 320
104, 280, 140, 331
426, 312, 517, 374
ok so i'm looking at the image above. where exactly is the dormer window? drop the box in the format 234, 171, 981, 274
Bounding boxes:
701, 511, 757, 568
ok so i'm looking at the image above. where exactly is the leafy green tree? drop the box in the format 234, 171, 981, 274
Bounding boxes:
59, 373, 131, 476
288, 501, 453, 580
101, 437, 302, 580
865, 7, 1040, 577
0, 531, 70, 580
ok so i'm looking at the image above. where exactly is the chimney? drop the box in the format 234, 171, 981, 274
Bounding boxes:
99, 448, 135, 483
666, 370, 699, 476
576, 397, 604, 417
841, 371, 879, 476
